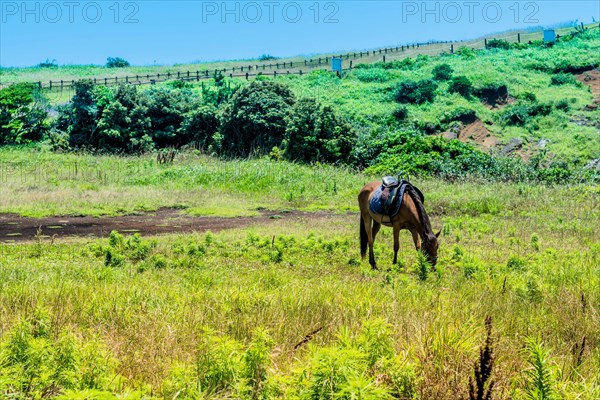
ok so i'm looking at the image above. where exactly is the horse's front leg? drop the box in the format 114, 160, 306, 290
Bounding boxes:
410, 229, 421, 251
362, 213, 378, 270
393, 224, 401, 264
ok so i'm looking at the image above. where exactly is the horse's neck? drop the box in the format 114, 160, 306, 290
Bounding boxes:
408, 189, 433, 240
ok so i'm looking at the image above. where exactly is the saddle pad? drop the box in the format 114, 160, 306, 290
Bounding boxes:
369, 182, 409, 219
369, 181, 425, 220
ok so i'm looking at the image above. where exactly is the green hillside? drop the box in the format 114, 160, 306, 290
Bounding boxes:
1, 26, 599, 180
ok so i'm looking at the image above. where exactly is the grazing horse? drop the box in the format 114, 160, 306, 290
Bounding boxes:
358, 179, 440, 270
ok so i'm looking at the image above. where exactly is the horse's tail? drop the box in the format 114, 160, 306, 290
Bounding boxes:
360, 214, 368, 258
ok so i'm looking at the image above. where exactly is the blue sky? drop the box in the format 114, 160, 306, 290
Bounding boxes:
1, 1, 598, 67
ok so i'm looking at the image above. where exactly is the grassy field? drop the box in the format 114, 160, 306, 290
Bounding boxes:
1, 22, 599, 400
0, 149, 599, 399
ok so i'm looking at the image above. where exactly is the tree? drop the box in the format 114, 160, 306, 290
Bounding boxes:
0, 83, 48, 144
179, 105, 220, 149
106, 57, 130, 68
284, 98, 354, 164
220, 81, 295, 156
66, 80, 102, 149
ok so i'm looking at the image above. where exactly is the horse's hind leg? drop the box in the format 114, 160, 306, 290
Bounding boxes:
372, 221, 381, 242
393, 224, 401, 264
362, 213, 378, 270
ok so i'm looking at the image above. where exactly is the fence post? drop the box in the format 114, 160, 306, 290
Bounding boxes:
197, 71, 200, 81
246, 72, 249, 80
299, 70, 303, 75
94, 78, 97, 85
38, 81, 42, 90
230, 73, 233, 78
517, 33, 521, 43
383, 55, 386, 63
274, 71, 277, 78
450, 44, 454, 53
350, 60, 353, 70
49, 80, 52, 89
484, 38, 488, 48
105, 78, 108, 85
177, 71, 180, 79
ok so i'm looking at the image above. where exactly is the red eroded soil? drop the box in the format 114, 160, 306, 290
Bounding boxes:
0, 208, 334, 243
458, 119, 499, 150
574, 69, 600, 100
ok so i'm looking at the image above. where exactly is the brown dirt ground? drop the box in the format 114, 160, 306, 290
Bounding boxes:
0, 209, 335, 243
458, 119, 499, 149
574, 69, 600, 100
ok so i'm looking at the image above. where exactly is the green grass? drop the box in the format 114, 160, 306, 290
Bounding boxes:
0, 169, 598, 398
0, 147, 366, 217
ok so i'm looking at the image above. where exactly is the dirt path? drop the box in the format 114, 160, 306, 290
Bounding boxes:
0, 208, 333, 243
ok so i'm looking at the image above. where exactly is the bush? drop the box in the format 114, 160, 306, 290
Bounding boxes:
37, 58, 58, 68
220, 80, 295, 156
106, 57, 130, 68
448, 75, 473, 97
283, 97, 354, 164
179, 105, 220, 149
550, 73, 578, 86
500, 101, 552, 126
0, 83, 48, 144
555, 98, 570, 111
394, 79, 437, 104
392, 105, 408, 121
432, 63, 453, 80
353, 68, 391, 83
486, 39, 511, 50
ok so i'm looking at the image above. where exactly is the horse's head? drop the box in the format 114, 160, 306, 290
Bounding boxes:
423, 230, 441, 267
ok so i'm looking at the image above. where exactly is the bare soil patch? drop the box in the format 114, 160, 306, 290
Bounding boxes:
574, 69, 600, 99
442, 119, 499, 150
0, 208, 335, 243
459, 119, 498, 149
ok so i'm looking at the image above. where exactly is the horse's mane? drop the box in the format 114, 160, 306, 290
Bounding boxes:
406, 185, 433, 238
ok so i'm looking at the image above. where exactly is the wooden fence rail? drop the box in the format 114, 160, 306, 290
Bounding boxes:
3, 24, 598, 91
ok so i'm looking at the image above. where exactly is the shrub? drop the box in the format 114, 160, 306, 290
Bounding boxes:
486, 38, 510, 50
37, 58, 58, 68
145, 87, 194, 148
220, 80, 295, 156
500, 101, 552, 126
432, 63, 453, 80
106, 57, 130, 68
550, 72, 578, 86
392, 105, 408, 121
394, 79, 437, 104
521, 91, 537, 102
457, 47, 477, 59
0, 83, 48, 144
554, 98, 570, 111
0, 310, 117, 398
283, 98, 354, 164
448, 75, 473, 97
353, 68, 391, 83
179, 104, 220, 149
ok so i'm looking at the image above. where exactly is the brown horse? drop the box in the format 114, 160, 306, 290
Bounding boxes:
358, 181, 440, 270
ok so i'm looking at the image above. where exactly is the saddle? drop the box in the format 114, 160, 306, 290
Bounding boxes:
369, 176, 424, 221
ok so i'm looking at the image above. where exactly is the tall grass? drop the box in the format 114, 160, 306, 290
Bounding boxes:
1, 171, 599, 397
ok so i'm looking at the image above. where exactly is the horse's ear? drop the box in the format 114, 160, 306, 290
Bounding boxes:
435, 229, 442, 238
